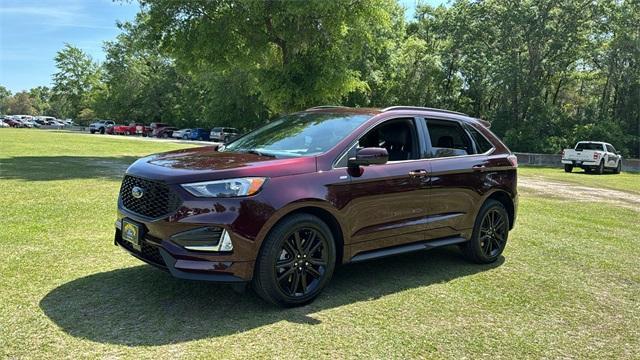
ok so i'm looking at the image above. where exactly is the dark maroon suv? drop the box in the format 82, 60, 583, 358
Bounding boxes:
115, 106, 517, 306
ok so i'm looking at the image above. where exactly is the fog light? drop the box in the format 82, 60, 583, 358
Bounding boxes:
218, 230, 233, 252
171, 227, 233, 252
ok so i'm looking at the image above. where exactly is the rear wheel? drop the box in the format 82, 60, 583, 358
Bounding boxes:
596, 160, 605, 174
461, 199, 509, 264
90, 129, 95, 134
224, 136, 230, 143
564, 164, 573, 173
183, 135, 188, 140
99, 127, 105, 134
252, 214, 336, 307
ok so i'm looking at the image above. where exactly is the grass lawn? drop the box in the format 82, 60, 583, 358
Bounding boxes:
1, 129, 639, 359
519, 166, 640, 195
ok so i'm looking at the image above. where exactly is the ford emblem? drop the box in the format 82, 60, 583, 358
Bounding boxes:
131, 186, 145, 199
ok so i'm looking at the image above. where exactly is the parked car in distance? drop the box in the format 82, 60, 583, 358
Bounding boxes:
24, 119, 41, 128
114, 105, 518, 307
0, 119, 9, 127
172, 128, 192, 139
210, 127, 239, 143
150, 123, 171, 137
89, 120, 115, 134
113, 123, 150, 136
189, 128, 210, 141
561, 141, 622, 174
155, 126, 178, 138
3, 118, 23, 127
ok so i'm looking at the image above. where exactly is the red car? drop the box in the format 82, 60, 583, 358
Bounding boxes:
115, 106, 518, 306
112, 123, 150, 136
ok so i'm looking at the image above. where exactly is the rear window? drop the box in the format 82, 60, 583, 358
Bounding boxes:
576, 143, 604, 151
224, 128, 237, 133
425, 119, 475, 158
466, 125, 494, 153
212, 127, 222, 132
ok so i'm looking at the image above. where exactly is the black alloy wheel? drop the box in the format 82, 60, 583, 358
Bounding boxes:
478, 209, 508, 258
253, 214, 336, 307
274, 227, 328, 298
461, 199, 509, 263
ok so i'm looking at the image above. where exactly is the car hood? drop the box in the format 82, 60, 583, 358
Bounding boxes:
125, 146, 317, 184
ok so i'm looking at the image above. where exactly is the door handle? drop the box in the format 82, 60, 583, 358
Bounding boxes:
472, 164, 487, 172
408, 169, 428, 177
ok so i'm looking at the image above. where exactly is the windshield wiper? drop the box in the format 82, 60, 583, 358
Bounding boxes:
246, 150, 276, 158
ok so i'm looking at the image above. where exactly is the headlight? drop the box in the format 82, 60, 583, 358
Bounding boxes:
181, 177, 267, 198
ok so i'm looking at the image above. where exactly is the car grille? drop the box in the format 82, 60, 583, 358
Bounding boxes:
119, 175, 182, 218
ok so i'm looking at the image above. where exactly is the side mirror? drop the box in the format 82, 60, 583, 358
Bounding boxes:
348, 147, 389, 168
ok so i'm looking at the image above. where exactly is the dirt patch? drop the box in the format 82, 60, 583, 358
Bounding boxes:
519, 176, 640, 212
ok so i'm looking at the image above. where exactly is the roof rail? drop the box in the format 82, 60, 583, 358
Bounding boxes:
382, 106, 468, 117
305, 105, 348, 111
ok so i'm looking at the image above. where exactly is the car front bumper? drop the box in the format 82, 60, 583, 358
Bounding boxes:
114, 218, 254, 282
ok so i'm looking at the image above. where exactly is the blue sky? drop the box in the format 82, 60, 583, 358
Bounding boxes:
0, 0, 446, 93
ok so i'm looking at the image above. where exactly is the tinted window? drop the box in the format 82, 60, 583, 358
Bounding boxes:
576, 143, 604, 151
359, 118, 418, 162
606, 144, 616, 153
425, 119, 474, 158
466, 125, 494, 153
224, 113, 371, 158
224, 128, 237, 133
212, 127, 222, 132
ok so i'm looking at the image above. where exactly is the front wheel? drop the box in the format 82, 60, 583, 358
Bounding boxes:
614, 160, 622, 174
252, 214, 336, 307
564, 164, 573, 173
90, 130, 95, 134
461, 199, 509, 264
99, 127, 105, 134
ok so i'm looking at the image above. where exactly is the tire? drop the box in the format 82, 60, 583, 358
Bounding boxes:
564, 164, 573, 173
460, 199, 509, 264
614, 160, 622, 174
162, 133, 169, 138
198, 136, 203, 141
596, 160, 604, 174
224, 136, 230, 144
183, 135, 188, 140
252, 213, 336, 307
99, 127, 105, 134
90, 130, 95, 134
125, 131, 130, 136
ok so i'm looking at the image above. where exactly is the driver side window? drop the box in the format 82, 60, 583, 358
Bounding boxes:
358, 118, 419, 162
335, 118, 419, 167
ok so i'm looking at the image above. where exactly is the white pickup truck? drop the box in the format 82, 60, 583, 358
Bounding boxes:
561, 141, 622, 174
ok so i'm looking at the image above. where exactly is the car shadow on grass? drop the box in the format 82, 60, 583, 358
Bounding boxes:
0, 156, 138, 181
40, 247, 503, 346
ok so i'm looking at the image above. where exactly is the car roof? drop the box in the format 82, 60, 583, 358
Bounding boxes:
303, 106, 491, 128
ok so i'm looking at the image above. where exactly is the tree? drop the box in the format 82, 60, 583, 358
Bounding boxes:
5, 91, 36, 115
51, 44, 101, 119
0, 86, 11, 114
139, 0, 400, 113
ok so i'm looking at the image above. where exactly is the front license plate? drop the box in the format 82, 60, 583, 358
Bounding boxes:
122, 219, 141, 250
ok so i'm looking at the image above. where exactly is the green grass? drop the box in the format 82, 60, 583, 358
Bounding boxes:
1, 129, 639, 359
519, 166, 640, 195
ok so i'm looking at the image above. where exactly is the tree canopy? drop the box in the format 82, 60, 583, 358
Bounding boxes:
2, 0, 638, 157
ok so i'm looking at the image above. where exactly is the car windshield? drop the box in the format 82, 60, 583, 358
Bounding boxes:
576, 143, 604, 151
223, 112, 371, 157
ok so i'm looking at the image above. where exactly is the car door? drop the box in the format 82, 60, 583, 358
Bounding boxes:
422, 118, 490, 240
341, 117, 432, 255
605, 144, 618, 168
